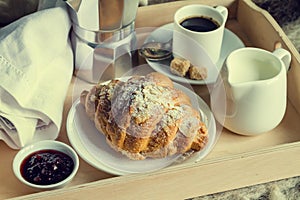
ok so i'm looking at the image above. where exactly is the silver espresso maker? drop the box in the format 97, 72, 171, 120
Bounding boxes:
65, 0, 140, 83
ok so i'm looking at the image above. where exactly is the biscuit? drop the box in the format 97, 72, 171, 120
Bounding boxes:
170, 57, 191, 77
188, 65, 208, 80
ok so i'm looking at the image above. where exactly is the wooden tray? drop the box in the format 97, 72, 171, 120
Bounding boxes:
2, 0, 300, 199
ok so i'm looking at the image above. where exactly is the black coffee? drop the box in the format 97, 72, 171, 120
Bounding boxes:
180, 16, 220, 32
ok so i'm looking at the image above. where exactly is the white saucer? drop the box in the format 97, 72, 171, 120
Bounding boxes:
66, 80, 217, 175
144, 23, 245, 85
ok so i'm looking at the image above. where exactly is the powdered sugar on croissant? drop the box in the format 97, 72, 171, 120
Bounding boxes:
80, 72, 208, 160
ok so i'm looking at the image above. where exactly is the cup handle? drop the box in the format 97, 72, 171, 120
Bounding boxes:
215, 6, 228, 21
272, 48, 292, 72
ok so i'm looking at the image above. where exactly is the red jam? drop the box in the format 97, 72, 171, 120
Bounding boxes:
21, 150, 74, 185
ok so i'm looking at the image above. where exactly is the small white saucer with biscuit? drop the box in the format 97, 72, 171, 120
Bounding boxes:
143, 23, 244, 85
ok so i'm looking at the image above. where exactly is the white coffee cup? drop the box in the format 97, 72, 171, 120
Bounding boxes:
217, 47, 291, 135
173, 4, 228, 64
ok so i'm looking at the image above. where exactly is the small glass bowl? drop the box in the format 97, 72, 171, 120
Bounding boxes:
13, 140, 79, 190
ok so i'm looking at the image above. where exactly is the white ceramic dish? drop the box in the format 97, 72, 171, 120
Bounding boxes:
144, 23, 245, 85
66, 80, 217, 176
12, 140, 79, 190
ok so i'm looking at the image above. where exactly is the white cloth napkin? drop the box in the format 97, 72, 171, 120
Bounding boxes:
0, 6, 73, 149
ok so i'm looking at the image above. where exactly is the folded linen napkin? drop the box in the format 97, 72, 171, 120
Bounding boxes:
0, 6, 73, 149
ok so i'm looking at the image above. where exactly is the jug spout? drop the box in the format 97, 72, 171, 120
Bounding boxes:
226, 63, 256, 102
65, 0, 81, 27
229, 82, 253, 102
65, 0, 81, 12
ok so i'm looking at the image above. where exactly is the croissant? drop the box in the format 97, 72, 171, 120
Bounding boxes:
80, 72, 208, 160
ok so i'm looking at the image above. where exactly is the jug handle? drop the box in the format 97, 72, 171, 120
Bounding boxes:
272, 48, 291, 72
215, 6, 228, 22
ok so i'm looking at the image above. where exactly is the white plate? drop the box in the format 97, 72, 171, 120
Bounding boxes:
145, 23, 245, 85
66, 81, 217, 175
